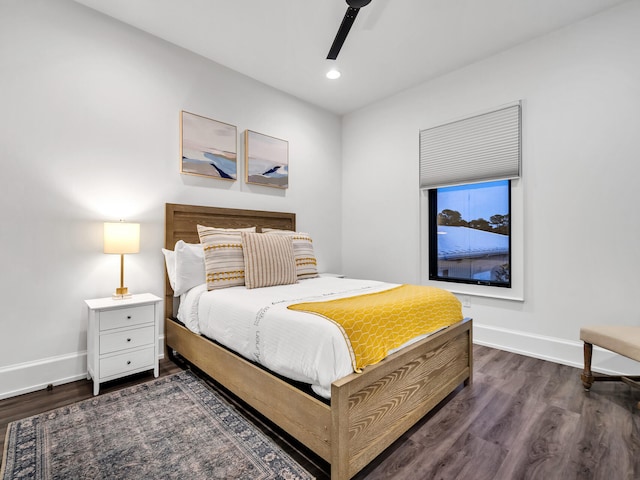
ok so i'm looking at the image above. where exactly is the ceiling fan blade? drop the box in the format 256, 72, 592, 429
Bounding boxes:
326, 6, 361, 60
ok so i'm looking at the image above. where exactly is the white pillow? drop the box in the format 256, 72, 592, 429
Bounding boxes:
161, 248, 177, 290
162, 241, 206, 296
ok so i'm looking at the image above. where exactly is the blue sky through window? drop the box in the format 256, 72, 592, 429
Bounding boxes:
437, 180, 509, 222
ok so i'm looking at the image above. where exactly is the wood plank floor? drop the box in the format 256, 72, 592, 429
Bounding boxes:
2, 346, 640, 479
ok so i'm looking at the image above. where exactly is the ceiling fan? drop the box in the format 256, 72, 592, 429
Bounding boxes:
326, 0, 372, 60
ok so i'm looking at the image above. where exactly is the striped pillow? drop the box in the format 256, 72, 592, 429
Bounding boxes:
262, 229, 319, 280
241, 231, 297, 289
197, 225, 256, 290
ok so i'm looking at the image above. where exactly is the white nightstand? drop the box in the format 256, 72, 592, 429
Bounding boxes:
85, 293, 161, 395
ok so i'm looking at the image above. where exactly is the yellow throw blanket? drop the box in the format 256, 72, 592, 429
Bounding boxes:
288, 284, 463, 372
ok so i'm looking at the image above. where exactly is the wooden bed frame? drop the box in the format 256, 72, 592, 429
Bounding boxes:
164, 203, 473, 479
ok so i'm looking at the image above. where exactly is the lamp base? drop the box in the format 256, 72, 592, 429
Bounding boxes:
112, 287, 132, 300
112, 293, 133, 300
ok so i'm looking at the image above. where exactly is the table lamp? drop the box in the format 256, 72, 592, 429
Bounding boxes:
104, 221, 140, 299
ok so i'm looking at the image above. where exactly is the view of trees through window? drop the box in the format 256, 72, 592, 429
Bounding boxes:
428, 180, 511, 287
437, 209, 509, 235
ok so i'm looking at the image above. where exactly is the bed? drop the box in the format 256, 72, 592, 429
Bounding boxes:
164, 203, 473, 479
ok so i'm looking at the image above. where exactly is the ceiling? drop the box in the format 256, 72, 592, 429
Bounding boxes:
73, 0, 627, 115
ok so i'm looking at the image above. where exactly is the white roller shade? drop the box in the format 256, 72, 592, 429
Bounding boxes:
420, 103, 521, 189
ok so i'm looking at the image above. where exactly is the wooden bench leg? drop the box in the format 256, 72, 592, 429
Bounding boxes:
581, 342, 594, 391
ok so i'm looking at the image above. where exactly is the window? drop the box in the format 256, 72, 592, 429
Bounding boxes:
419, 102, 523, 300
428, 180, 511, 287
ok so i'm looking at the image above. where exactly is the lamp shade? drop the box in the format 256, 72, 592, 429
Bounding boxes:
104, 222, 140, 254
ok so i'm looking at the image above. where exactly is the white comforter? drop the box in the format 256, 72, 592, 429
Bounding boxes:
178, 276, 405, 398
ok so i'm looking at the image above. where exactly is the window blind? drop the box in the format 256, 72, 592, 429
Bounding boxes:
419, 103, 521, 189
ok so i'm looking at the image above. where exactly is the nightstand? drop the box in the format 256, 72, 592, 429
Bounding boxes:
85, 293, 161, 395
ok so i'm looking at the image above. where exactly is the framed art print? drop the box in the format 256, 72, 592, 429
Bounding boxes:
180, 111, 237, 180
245, 130, 289, 189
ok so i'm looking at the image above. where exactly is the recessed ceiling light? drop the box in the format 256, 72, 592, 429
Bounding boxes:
326, 68, 341, 80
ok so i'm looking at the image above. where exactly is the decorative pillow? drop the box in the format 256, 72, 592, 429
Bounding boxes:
197, 225, 256, 290
262, 229, 319, 280
162, 241, 206, 296
241, 231, 297, 289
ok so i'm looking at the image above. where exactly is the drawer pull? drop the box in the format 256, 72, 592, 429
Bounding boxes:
126, 338, 132, 342
127, 316, 132, 320
127, 360, 131, 365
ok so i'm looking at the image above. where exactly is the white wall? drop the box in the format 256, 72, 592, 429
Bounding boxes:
0, 0, 342, 399
342, 1, 640, 373
2, 0, 638, 401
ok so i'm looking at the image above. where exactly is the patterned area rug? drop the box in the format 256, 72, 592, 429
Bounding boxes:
1, 371, 314, 479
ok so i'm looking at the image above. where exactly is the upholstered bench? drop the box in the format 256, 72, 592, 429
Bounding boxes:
580, 325, 640, 408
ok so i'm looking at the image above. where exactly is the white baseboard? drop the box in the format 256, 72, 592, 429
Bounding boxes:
0, 351, 87, 401
3, 328, 638, 401
474, 323, 640, 376
0, 336, 166, 401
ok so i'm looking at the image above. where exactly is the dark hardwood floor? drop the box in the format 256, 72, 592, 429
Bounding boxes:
2, 346, 639, 479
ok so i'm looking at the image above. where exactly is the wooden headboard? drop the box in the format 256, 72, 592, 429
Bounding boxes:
164, 203, 296, 321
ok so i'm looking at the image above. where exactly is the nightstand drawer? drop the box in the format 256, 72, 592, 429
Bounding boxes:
100, 347, 155, 378
100, 326, 154, 354
99, 304, 154, 331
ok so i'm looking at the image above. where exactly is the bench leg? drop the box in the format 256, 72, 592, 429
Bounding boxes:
581, 342, 594, 391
